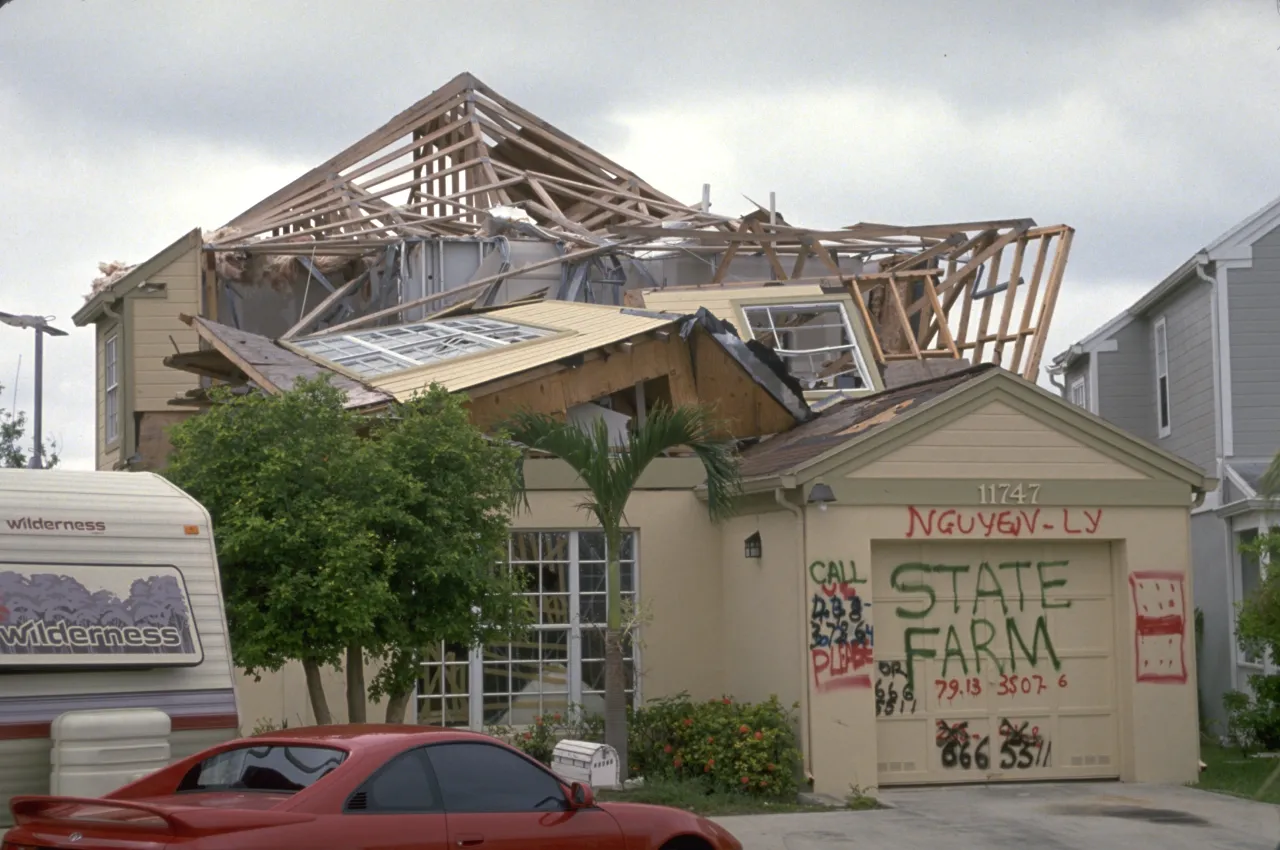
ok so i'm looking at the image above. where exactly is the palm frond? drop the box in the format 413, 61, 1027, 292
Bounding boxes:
501, 404, 744, 526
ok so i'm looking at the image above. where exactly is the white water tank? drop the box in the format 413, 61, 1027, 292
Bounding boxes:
50, 708, 172, 797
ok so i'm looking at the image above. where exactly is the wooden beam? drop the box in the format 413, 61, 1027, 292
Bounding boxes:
991, 235, 1029, 366
1022, 228, 1074, 379
1010, 233, 1054, 373
885, 275, 922, 360
281, 267, 374, 340
320, 238, 645, 334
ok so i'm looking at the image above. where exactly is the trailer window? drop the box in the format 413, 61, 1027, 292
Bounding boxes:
177, 745, 346, 794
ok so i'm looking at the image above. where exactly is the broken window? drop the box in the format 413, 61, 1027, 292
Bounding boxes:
742, 302, 872, 390
294, 316, 552, 378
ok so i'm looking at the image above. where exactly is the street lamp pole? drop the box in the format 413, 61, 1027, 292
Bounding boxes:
0, 311, 67, 469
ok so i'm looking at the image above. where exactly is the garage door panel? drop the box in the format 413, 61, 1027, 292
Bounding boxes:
873, 541, 1119, 785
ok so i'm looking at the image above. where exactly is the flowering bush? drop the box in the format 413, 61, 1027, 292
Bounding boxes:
628, 693, 801, 798
486, 709, 605, 766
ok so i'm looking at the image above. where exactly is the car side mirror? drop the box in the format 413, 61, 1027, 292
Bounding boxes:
569, 781, 594, 808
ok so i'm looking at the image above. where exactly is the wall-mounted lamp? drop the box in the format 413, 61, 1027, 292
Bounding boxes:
744, 531, 762, 559
807, 482, 836, 512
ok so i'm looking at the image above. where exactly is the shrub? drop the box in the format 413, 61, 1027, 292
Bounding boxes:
487, 709, 605, 766
627, 692, 802, 798
1224, 675, 1280, 753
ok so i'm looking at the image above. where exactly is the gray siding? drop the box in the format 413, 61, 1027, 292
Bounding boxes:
1228, 223, 1280, 459
1063, 356, 1089, 407
1095, 319, 1156, 442
1150, 279, 1216, 474
1191, 513, 1232, 737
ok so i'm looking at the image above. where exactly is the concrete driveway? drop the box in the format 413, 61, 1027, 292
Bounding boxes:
716, 782, 1280, 850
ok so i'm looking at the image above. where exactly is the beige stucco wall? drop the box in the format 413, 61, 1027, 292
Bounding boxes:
516, 489, 724, 702
233, 488, 725, 733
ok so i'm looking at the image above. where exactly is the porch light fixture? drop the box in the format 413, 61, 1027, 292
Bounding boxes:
744, 532, 762, 559
807, 482, 836, 512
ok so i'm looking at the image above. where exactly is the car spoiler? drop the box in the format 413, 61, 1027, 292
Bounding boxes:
10, 795, 316, 836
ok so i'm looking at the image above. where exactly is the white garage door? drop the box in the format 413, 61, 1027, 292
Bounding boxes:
873, 540, 1119, 784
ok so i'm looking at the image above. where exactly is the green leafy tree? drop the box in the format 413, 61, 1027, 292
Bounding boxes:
0, 382, 58, 468
164, 376, 530, 725
503, 404, 742, 778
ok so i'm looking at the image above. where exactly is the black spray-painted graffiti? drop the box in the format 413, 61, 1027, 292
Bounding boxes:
875, 660, 917, 716
935, 718, 1052, 771
890, 559, 1070, 693
809, 560, 874, 692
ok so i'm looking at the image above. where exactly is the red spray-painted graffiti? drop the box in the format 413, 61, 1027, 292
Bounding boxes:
1129, 571, 1188, 684
905, 507, 1103, 539
808, 559, 873, 692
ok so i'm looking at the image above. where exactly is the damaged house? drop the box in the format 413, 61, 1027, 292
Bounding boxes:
67, 72, 1211, 794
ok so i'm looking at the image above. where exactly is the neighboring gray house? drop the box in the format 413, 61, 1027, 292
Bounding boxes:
1048, 195, 1280, 736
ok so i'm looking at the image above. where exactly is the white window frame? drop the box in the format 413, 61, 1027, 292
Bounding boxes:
417, 529, 641, 730
1068, 375, 1088, 410
104, 333, 119, 446
1153, 316, 1171, 438
740, 301, 873, 391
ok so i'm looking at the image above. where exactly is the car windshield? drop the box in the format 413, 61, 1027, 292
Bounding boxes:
177, 745, 346, 794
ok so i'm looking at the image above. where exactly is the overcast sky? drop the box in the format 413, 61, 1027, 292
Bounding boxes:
2, 0, 1279, 468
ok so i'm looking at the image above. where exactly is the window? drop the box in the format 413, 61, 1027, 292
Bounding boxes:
425, 742, 566, 813
418, 530, 638, 728
742, 302, 872, 391
104, 334, 119, 445
347, 748, 440, 813
176, 745, 345, 794
1153, 316, 1170, 437
293, 317, 551, 377
1069, 376, 1088, 410
1238, 529, 1263, 665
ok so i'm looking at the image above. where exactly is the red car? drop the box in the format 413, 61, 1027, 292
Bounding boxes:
3, 724, 743, 850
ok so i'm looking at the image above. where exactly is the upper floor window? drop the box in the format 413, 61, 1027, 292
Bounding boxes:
1153, 316, 1170, 437
1237, 528, 1263, 666
104, 334, 119, 445
1069, 376, 1088, 410
741, 302, 872, 391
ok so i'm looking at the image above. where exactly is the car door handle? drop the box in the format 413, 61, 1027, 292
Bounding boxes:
455, 835, 484, 847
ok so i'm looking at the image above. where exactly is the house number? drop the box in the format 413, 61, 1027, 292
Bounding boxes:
977, 483, 1041, 505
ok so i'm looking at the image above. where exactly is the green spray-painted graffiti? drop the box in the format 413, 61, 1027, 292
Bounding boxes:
889, 560, 1071, 693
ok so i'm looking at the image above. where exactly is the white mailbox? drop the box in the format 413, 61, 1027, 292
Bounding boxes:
551, 740, 619, 789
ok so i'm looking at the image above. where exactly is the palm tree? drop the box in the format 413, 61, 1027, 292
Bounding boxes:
503, 403, 742, 779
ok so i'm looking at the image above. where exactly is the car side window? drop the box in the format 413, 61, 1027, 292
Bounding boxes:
347, 748, 441, 814
424, 742, 566, 814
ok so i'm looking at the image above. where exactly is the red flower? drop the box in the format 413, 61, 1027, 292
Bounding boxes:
535, 716, 544, 726
741, 776, 750, 784
706, 758, 715, 766
673, 757, 683, 768
754, 731, 763, 740
723, 698, 732, 705
739, 724, 750, 734
766, 763, 775, 772
704, 764, 711, 773
552, 713, 562, 722
523, 732, 532, 740
759, 779, 768, 788
706, 736, 715, 744
663, 744, 673, 754
683, 717, 693, 727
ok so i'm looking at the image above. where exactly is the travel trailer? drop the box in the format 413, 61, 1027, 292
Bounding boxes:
0, 469, 238, 826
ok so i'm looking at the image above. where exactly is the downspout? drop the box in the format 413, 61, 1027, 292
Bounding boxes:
774, 486, 813, 785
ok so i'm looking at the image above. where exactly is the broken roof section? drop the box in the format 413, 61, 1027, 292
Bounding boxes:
166, 302, 812, 439
207, 72, 729, 256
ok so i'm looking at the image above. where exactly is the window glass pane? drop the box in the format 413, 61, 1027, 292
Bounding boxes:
540, 532, 569, 562
426, 743, 565, 813
541, 594, 571, 626
359, 749, 440, 812
579, 593, 607, 624
581, 563, 606, 593
742, 303, 869, 390
178, 746, 345, 794
1239, 530, 1262, 664
510, 532, 540, 562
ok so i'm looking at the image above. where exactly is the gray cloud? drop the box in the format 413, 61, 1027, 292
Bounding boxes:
0, 0, 1276, 467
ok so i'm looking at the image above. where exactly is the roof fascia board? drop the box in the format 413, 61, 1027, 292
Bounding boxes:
1204, 192, 1280, 257
72, 228, 203, 326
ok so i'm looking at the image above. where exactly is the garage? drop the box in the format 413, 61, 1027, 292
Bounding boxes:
729, 364, 1213, 797
872, 540, 1119, 784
